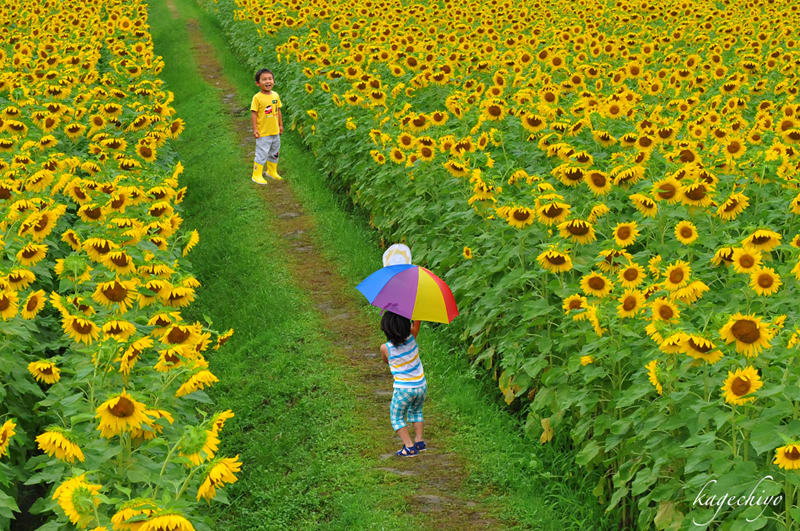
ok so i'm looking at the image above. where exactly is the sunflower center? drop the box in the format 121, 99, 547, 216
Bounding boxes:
567, 223, 589, 235
685, 185, 706, 200
739, 255, 755, 268
110, 396, 135, 418
731, 319, 760, 343
623, 268, 639, 281
26, 296, 39, 312
0, 295, 10, 311
546, 254, 566, 265
568, 299, 583, 309
669, 269, 685, 284
21, 248, 38, 259
167, 327, 191, 344
724, 199, 739, 212
688, 338, 712, 353
752, 235, 771, 245
71, 319, 94, 334
680, 227, 694, 238
512, 210, 530, 221
617, 226, 631, 239
727, 141, 742, 154
658, 305, 674, 320
787, 447, 800, 460
588, 277, 606, 290
84, 207, 102, 219
731, 376, 751, 396
757, 274, 774, 288
656, 183, 677, 199
102, 282, 128, 302
110, 254, 130, 267
40, 365, 52, 374
622, 297, 637, 311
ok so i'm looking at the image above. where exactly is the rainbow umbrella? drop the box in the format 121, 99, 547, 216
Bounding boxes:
356, 264, 459, 324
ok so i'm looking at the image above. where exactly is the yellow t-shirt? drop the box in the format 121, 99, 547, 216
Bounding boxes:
250, 91, 282, 136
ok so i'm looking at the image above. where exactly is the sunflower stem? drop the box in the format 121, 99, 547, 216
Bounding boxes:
175, 467, 198, 500
731, 408, 737, 458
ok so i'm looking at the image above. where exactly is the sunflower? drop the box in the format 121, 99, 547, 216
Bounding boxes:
36, 429, 84, 463
28, 360, 60, 384
774, 444, 800, 470
664, 260, 692, 291
612, 222, 639, 247
645, 360, 663, 395
536, 201, 571, 226
537, 250, 573, 273
742, 229, 781, 252
682, 335, 723, 364
584, 170, 611, 195
617, 289, 645, 318
671, 281, 709, 305
674, 221, 698, 245
52, 474, 102, 528
580, 272, 614, 297
721, 366, 763, 405
520, 112, 546, 133
0, 420, 15, 458
139, 513, 195, 531
629, 193, 658, 217
731, 247, 762, 273
680, 182, 713, 207
719, 313, 773, 357
562, 294, 587, 313
558, 219, 596, 244
92, 279, 138, 313
580, 355, 594, 366
6, 269, 35, 291
197, 456, 242, 502
111, 500, 159, 531
501, 206, 532, 229
750, 267, 782, 296
103, 320, 137, 343
659, 332, 689, 354
711, 246, 735, 266
16, 243, 48, 266
21, 289, 46, 320
176, 370, 219, 397
618, 263, 645, 288
96, 390, 150, 438
717, 192, 749, 221
650, 297, 679, 322
0, 289, 19, 320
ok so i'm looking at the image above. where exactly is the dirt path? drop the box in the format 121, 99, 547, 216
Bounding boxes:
164, 1, 506, 529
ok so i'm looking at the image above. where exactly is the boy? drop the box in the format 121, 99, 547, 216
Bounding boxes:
250, 68, 283, 184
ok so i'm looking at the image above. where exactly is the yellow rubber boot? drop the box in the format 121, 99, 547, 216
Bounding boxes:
251, 162, 267, 184
266, 161, 283, 181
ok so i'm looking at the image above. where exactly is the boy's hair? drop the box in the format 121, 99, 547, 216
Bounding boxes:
255, 68, 273, 82
380, 311, 411, 346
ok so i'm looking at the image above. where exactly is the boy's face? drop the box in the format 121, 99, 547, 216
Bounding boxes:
256, 72, 274, 92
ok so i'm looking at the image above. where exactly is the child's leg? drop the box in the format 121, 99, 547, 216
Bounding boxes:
407, 386, 427, 443
412, 422, 424, 443
390, 388, 414, 448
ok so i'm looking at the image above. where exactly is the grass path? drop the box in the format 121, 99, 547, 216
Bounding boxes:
150, 0, 608, 528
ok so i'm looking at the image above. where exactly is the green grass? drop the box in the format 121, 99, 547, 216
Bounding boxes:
151, 0, 610, 528
149, 1, 420, 529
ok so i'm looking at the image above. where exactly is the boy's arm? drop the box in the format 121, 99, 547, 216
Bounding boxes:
251, 110, 259, 138
380, 343, 389, 364
277, 107, 283, 134
411, 320, 420, 339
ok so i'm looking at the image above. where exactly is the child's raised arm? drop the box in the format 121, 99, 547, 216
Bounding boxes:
380, 343, 389, 364
411, 320, 420, 339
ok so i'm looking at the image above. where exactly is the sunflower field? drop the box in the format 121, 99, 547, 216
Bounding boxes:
0, 1, 237, 529
202, 0, 800, 526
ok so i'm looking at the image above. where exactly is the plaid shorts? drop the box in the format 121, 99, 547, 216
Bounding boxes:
389, 385, 427, 431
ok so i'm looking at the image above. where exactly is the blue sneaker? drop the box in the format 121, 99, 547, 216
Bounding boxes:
395, 445, 418, 457
414, 441, 426, 452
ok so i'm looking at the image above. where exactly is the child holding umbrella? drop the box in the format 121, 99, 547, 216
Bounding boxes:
380, 311, 426, 457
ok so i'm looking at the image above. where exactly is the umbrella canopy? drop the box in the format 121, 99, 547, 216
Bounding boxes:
356, 264, 458, 324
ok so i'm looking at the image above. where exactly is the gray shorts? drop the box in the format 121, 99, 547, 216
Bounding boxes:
254, 134, 280, 164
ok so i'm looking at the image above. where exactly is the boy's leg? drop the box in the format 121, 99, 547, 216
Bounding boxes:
252, 138, 268, 184
396, 426, 414, 448
265, 135, 282, 180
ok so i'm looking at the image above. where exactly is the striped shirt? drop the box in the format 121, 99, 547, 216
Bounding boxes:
386, 335, 425, 389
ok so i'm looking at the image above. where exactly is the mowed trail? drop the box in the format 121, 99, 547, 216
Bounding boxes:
161, 0, 507, 528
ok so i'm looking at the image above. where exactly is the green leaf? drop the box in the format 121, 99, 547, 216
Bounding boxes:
575, 440, 601, 466
654, 501, 683, 530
